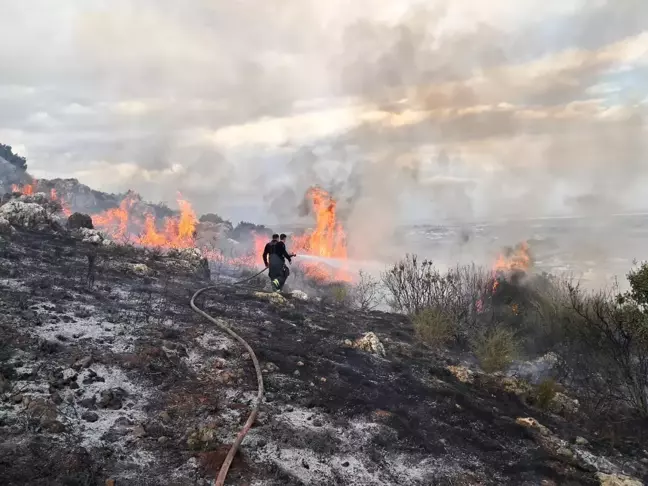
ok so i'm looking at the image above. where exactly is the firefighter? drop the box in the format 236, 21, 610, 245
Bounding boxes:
261, 233, 295, 292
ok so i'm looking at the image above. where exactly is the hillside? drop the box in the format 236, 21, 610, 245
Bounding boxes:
0, 191, 646, 485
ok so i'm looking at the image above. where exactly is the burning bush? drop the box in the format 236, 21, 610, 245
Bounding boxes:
383, 248, 648, 420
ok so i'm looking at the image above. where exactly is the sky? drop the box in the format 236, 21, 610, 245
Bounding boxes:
0, 0, 647, 232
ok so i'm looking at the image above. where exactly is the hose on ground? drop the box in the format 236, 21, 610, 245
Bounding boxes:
190, 267, 268, 486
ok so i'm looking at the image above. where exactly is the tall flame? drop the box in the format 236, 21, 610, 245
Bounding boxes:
92, 194, 136, 242
293, 187, 347, 259
292, 186, 350, 281
493, 241, 531, 274
50, 188, 73, 217
477, 241, 532, 313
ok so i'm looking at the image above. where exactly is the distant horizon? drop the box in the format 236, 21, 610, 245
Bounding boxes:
6, 172, 648, 231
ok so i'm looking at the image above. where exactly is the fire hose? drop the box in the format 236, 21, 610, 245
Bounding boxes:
190, 267, 268, 486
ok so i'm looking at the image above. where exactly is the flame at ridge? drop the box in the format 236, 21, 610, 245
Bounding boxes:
493, 241, 531, 274
292, 186, 347, 260
291, 186, 351, 282
11, 182, 36, 195
87, 187, 353, 283
92, 194, 137, 242
92, 193, 199, 250
50, 189, 73, 217
477, 241, 532, 314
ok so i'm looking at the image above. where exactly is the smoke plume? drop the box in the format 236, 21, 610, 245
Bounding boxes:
0, 0, 647, 276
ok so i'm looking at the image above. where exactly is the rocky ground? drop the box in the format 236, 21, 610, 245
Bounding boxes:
0, 202, 647, 485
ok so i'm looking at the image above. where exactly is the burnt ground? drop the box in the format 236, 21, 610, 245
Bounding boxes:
0, 229, 647, 485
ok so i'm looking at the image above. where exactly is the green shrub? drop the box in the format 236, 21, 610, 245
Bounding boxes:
412, 308, 455, 348
329, 283, 352, 307
472, 327, 519, 373
535, 378, 558, 410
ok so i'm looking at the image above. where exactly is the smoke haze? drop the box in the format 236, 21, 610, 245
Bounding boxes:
1, 0, 647, 268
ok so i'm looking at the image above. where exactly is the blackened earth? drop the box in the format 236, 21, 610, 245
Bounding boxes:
0, 229, 646, 485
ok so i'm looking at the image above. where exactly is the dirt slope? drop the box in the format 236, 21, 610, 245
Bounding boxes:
0, 229, 646, 485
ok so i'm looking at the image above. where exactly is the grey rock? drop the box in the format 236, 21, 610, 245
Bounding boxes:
72, 356, 93, 371
97, 388, 126, 410
82, 411, 99, 423
133, 424, 146, 438
78, 397, 96, 409
42, 419, 66, 434
113, 416, 134, 428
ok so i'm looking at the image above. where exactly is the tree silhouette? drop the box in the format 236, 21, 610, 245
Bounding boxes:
0, 143, 27, 171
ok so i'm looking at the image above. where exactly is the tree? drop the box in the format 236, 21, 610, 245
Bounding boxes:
199, 213, 231, 226
0, 144, 27, 171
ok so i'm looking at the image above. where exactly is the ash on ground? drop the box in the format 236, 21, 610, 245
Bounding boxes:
0, 195, 646, 486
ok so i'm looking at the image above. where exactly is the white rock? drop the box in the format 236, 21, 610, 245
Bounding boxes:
131, 263, 152, 276
354, 332, 386, 357
596, 473, 643, 486
291, 290, 308, 301
0, 200, 51, 228
507, 352, 559, 384
168, 247, 203, 261
79, 227, 112, 245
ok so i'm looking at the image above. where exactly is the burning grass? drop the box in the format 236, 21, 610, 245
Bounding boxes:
5, 179, 358, 287
91, 193, 198, 250
87, 185, 354, 284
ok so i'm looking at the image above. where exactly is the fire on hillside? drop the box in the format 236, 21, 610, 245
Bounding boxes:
87, 186, 351, 282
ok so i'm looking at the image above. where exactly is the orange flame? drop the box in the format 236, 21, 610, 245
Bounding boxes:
50, 188, 73, 217
136, 196, 197, 249
291, 187, 350, 282
92, 193, 198, 250
88, 187, 352, 282
493, 241, 531, 274
293, 187, 347, 259
11, 182, 36, 195
92, 194, 136, 242
477, 242, 532, 314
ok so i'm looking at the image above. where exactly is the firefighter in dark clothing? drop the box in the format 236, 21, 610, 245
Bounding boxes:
262, 234, 279, 269
277, 233, 296, 289
262, 233, 295, 292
